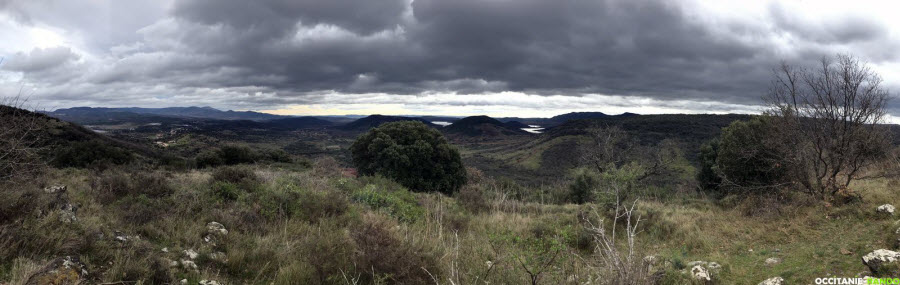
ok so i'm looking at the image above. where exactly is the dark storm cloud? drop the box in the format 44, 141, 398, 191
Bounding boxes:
2, 0, 898, 112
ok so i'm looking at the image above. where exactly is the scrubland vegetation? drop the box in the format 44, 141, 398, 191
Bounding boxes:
2, 55, 900, 284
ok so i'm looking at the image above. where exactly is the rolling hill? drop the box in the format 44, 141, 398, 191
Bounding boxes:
443, 116, 528, 137
265, 117, 335, 130
337, 115, 436, 132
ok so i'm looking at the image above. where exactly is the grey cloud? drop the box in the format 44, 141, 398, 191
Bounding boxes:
2, 46, 79, 72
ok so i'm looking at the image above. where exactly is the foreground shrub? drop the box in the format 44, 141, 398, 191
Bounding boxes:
91, 169, 174, 202
351, 214, 440, 284
350, 121, 467, 194
352, 184, 423, 223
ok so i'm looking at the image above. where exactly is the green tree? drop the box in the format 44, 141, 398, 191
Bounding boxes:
350, 121, 467, 195
696, 138, 721, 192
714, 117, 790, 192
568, 168, 599, 204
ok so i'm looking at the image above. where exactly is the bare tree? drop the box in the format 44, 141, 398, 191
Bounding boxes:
581, 169, 652, 284
580, 126, 679, 190
0, 95, 46, 181
767, 54, 891, 199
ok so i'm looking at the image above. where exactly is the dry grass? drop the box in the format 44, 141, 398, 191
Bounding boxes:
2, 160, 900, 284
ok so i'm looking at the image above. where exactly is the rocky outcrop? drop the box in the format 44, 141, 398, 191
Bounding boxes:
863, 249, 900, 275
204, 222, 228, 245
690, 265, 711, 281
684, 261, 720, 281
43, 185, 67, 194
758, 277, 784, 285
877, 204, 895, 217
207, 222, 228, 236
24, 256, 89, 285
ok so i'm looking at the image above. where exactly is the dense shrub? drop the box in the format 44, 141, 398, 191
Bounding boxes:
568, 168, 599, 204
195, 145, 294, 168
53, 140, 133, 168
351, 214, 440, 284
219, 145, 257, 165
211, 181, 242, 202
259, 148, 292, 163
210, 166, 260, 185
296, 190, 349, 222
696, 138, 722, 192
196, 149, 225, 168
352, 184, 424, 223
713, 117, 789, 193
90, 169, 174, 202
208, 166, 261, 202
350, 121, 467, 194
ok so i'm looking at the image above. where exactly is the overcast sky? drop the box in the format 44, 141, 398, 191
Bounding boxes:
1, 0, 899, 117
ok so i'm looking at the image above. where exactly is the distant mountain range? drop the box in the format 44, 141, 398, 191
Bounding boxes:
45, 106, 657, 136
48, 106, 287, 122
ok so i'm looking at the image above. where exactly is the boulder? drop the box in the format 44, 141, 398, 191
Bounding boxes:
43, 185, 67, 194
690, 265, 711, 281
207, 222, 228, 236
204, 222, 228, 246
765, 257, 781, 266
758, 277, 784, 285
199, 280, 221, 285
863, 249, 900, 275
180, 260, 198, 271
877, 204, 895, 216
113, 231, 139, 243
183, 249, 199, 260
209, 251, 227, 262
24, 256, 89, 285
684, 261, 720, 281
58, 203, 78, 224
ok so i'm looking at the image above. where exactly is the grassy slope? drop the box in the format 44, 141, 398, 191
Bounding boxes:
3, 162, 897, 284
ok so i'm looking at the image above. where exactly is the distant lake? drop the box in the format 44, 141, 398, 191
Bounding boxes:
522, 125, 544, 134
432, 121, 452, 127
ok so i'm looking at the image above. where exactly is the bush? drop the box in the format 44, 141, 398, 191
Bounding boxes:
195, 149, 224, 168
219, 145, 258, 165
696, 138, 722, 192
260, 148, 292, 163
53, 140, 133, 168
211, 181, 241, 202
352, 185, 424, 223
90, 170, 174, 202
350, 121, 467, 195
195, 145, 295, 168
568, 168, 599, 204
210, 165, 260, 185
351, 214, 440, 284
714, 117, 789, 193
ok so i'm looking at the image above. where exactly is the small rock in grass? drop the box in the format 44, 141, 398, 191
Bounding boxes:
207, 221, 228, 236
877, 204, 895, 216
184, 249, 199, 260
758, 277, 784, 285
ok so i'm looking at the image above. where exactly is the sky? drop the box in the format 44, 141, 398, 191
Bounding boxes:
1, 0, 900, 118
